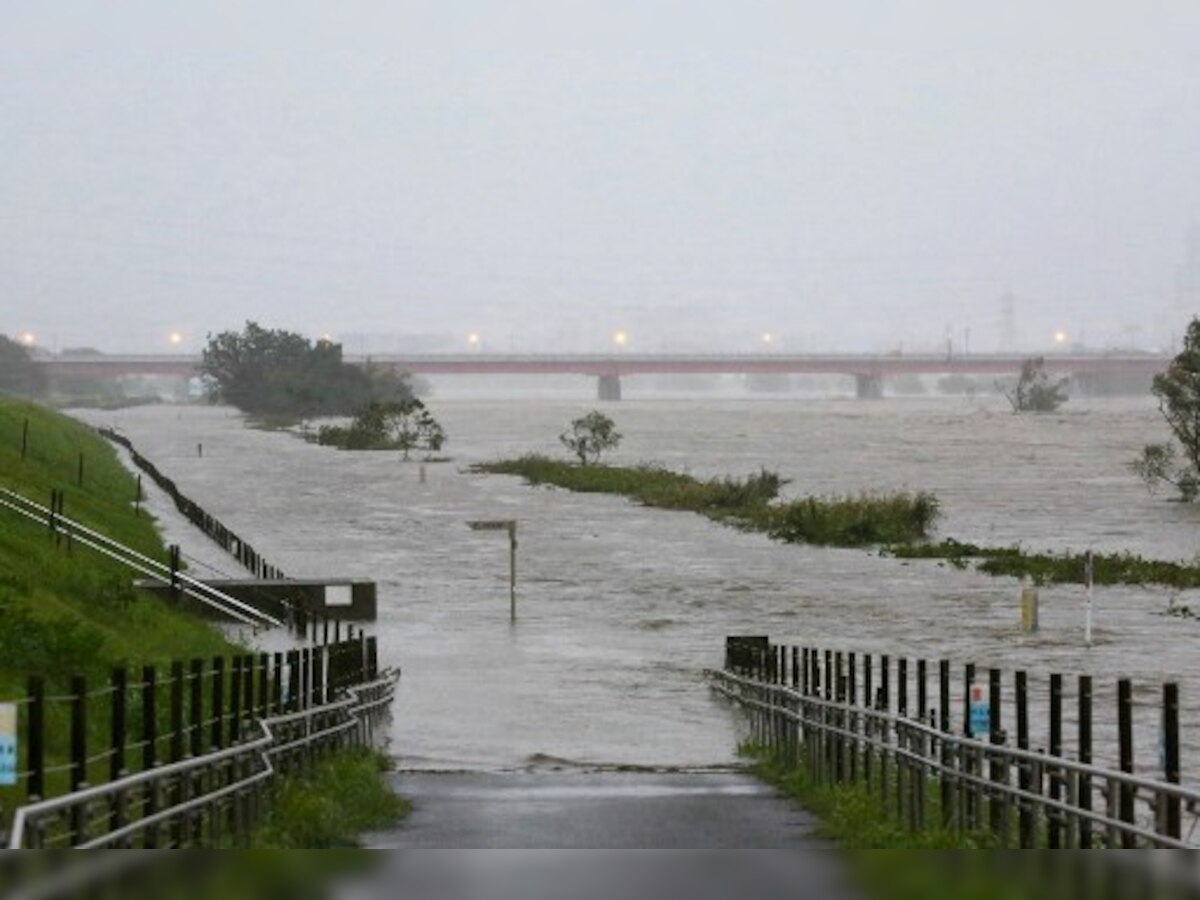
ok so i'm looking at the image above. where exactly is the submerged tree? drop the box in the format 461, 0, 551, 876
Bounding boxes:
1132, 318, 1200, 501
316, 398, 446, 459
200, 322, 415, 417
0, 335, 45, 397
560, 410, 621, 465
998, 357, 1068, 413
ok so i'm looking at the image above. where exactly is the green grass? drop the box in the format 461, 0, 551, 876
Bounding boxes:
474, 455, 939, 547
887, 539, 1200, 589
0, 396, 244, 816
251, 749, 409, 848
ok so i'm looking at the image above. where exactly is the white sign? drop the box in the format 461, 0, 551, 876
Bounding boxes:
0, 703, 17, 786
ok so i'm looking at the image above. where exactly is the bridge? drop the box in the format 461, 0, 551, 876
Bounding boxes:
36, 351, 1169, 400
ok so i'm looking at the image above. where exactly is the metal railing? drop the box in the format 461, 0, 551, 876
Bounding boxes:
7, 671, 397, 848
711, 641, 1200, 849
0, 487, 280, 628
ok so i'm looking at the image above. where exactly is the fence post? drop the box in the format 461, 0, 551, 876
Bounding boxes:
916, 659, 928, 831
169, 661, 184, 847
243, 655, 255, 727
169, 545, 181, 602
288, 650, 301, 712
259, 653, 270, 719
21, 417, 28, 460
880, 655, 891, 812
1015, 670, 1033, 847
273, 653, 284, 714
69, 675, 87, 845
230, 657, 242, 743
1078, 675, 1093, 848
847, 652, 858, 781
863, 653, 874, 787
110, 667, 127, 839
211, 658, 225, 750
1048, 672, 1063, 848
1117, 678, 1135, 847
962, 662, 976, 831
142, 665, 158, 849
1162, 682, 1181, 842
77, 451, 85, 488
897, 658, 908, 824
988, 667, 1005, 843
939, 659, 952, 829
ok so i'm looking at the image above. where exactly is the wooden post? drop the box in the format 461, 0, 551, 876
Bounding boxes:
21, 417, 28, 460
142, 665, 158, 849
989, 667, 1004, 842
1162, 682, 1181, 841
287, 650, 300, 712
1117, 679, 1135, 847
259, 653, 270, 719
169, 662, 184, 848
229, 657, 242, 743
1049, 673, 1063, 848
1078, 675, 1093, 848
963, 662, 976, 830
110, 667, 127, 837
77, 451, 84, 488
847, 652, 858, 780
863, 653, 874, 787
135, 474, 142, 516
190, 660, 204, 757
273, 653, 284, 715
26, 677, 43, 802
916, 659, 928, 830
70, 675, 87, 845
211, 657, 225, 749
1016, 670, 1033, 847
880, 655, 891, 811
939, 659, 952, 828
897, 658, 908, 821
169, 545, 181, 602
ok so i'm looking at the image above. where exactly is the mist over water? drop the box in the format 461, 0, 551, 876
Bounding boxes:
76, 393, 1200, 781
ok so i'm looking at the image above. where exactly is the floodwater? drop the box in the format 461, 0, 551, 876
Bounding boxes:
75, 392, 1200, 783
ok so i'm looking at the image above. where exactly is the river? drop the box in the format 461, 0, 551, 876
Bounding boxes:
74, 391, 1200, 782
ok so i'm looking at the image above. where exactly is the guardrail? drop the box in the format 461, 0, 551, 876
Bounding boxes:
2, 636, 392, 848
0, 487, 280, 629
711, 637, 1199, 849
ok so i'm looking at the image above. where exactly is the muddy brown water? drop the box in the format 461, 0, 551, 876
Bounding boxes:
76, 394, 1200, 785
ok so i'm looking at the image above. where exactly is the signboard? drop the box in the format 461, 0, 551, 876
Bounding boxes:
0, 703, 17, 786
968, 683, 990, 738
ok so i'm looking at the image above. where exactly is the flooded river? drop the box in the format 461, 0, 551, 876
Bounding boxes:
75, 392, 1200, 782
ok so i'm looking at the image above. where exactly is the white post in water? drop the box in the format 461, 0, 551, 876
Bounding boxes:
467, 519, 518, 623
1084, 550, 1094, 647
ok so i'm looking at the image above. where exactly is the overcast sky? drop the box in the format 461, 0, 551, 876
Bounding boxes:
3, 1, 1199, 354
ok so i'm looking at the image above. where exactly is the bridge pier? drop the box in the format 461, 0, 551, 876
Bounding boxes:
854, 373, 884, 400
597, 374, 622, 402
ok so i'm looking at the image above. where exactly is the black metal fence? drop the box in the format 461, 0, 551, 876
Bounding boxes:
713, 636, 1198, 848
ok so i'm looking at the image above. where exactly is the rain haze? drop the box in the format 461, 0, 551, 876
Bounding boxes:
3, 1, 1199, 354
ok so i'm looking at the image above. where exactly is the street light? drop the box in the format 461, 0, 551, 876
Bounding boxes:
168, 331, 184, 347
1053, 330, 1068, 347
467, 332, 481, 349
612, 330, 628, 348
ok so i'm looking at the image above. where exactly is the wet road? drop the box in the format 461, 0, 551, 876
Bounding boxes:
367, 771, 830, 849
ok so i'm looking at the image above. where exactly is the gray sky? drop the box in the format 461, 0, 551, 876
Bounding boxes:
3, 1, 1199, 354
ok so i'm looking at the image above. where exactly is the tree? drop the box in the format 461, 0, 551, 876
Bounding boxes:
315, 398, 447, 458
560, 410, 621, 465
1132, 318, 1200, 501
0, 336, 45, 397
200, 322, 415, 417
998, 357, 1068, 413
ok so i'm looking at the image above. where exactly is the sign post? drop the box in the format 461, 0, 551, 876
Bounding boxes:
467, 519, 518, 622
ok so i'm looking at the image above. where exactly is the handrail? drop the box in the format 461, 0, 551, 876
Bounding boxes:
0, 488, 280, 628
711, 667, 1200, 849
6, 668, 399, 848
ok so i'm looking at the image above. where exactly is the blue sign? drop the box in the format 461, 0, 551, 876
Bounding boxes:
0, 703, 16, 786
968, 684, 990, 738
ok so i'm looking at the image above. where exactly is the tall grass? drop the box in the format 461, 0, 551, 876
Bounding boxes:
474, 455, 939, 547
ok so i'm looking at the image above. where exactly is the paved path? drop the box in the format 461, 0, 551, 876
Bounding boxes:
366, 771, 832, 849
335, 772, 864, 900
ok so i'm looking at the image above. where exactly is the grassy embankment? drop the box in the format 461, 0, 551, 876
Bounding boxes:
0, 397, 402, 844
742, 743, 1079, 900
476, 455, 1200, 590
473, 455, 939, 546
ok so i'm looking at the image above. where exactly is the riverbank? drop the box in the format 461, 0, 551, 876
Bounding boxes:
0, 397, 404, 845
